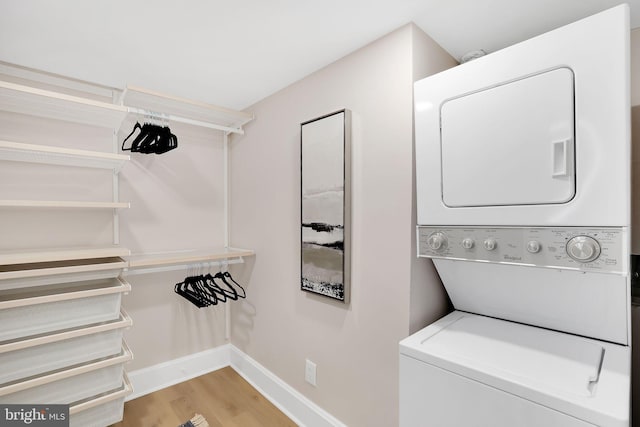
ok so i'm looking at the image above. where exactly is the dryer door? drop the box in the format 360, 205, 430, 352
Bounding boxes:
440, 67, 575, 207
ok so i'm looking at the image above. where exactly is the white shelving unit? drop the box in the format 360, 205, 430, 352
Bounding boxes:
0, 140, 129, 171
0, 67, 255, 423
0, 80, 127, 128
0, 68, 132, 427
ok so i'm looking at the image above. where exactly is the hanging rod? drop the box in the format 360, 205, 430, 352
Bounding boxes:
122, 257, 244, 276
126, 107, 246, 135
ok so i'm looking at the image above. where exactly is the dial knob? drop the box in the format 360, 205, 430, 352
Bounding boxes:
526, 240, 541, 254
461, 238, 475, 249
566, 236, 601, 263
427, 232, 447, 251
483, 238, 497, 251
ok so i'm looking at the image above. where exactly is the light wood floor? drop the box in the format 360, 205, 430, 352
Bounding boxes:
110, 367, 297, 427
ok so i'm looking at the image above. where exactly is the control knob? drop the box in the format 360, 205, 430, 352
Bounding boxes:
566, 236, 601, 263
483, 238, 497, 251
526, 240, 541, 254
427, 232, 447, 251
461, 238, 475, 249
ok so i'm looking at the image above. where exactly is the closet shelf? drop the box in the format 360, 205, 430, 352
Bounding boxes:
0, 258, 128, 281
122, 85, 254, 134
0, 276, 131, 310
0, 246, 130, 266
0, 200, 130, 209
126, 247, 255, 269
0, 140, 130, 171
0, 80, 127, 128
0, 247, 130, 281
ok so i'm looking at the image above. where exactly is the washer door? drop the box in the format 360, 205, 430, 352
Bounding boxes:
440, 67, 575, 207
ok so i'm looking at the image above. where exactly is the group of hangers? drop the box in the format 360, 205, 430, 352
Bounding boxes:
122, 117, 178, 154
175, 268, 246, 308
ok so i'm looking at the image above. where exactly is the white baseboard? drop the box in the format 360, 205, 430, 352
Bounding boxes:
126, 344, 231, 401
229, 345, 347, 427
125, 344, 346, 427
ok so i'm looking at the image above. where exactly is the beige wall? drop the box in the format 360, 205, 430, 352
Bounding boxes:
229, 24, 455, 427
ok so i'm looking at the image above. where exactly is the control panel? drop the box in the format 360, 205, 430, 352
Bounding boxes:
417, 226, 626, 273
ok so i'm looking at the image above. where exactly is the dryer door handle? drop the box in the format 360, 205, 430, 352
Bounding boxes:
552, 138, 573, 178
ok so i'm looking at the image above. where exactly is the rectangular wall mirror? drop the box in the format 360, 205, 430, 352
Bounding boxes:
300, 109, 351, 303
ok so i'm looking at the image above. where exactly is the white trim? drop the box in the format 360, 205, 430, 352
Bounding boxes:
229, 345, 347, 427
125, 345, 346, 427
125, 344, 231, 401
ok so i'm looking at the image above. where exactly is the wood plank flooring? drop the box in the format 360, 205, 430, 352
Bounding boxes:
110, 367, 297, 427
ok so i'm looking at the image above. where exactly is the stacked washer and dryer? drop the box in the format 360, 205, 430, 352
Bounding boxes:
400, 5, 631, 427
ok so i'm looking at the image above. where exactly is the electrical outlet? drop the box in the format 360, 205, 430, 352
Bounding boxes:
305, 359, 317, 386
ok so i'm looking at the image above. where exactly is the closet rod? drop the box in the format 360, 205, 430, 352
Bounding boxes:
122, 257, 244, 276
126, 107, 245, 135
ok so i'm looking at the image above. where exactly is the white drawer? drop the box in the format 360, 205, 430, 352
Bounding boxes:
0, 310, 132, 384
70, 373, 132, 427
0, 343, 132, 404
0, 276, 130, 341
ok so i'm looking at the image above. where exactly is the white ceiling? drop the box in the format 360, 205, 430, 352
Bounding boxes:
0, 0, 638, 110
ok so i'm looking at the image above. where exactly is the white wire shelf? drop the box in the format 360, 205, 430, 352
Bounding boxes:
126, 247, 254, 269
0, 140, 130, 171
122, 85, 254, 134
0, 80, 127, 128
0, 200, 130, 209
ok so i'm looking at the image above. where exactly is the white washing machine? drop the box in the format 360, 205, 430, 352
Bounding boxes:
401, 5, 631, 427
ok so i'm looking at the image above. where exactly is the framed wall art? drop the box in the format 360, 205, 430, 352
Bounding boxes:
300, 109, 351, 303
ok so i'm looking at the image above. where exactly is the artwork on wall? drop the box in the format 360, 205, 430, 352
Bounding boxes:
300, 109, 351, 303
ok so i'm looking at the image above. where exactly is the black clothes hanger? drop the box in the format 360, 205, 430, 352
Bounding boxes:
122, 121, 178, 154
221, 271, 246, 299
175, 270, 246, 307
153, 126, 178, 154
214, 271, 246, 299
175, 275, 215, 307
121, 121, 142, 151
189, 275, 219, 306
194, 274, 225, 305
201, 274, 227, 303
204, 273, 237, 300
174, 280, 209, 308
